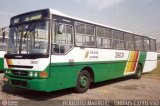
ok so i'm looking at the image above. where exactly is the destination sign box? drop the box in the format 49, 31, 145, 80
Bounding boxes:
11, 10, 49, 25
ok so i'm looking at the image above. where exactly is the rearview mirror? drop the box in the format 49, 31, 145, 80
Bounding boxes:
58, 24, 64, 34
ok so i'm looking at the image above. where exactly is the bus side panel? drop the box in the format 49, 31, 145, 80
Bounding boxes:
47, 64, 81, 91
138, 51, 147, 69
92, 61, 127, 83
143, 52, 157, 73
48, 61, 127, 91
92, 51, 147, 83
45, 51, 149, 92
46, 60, 127, 91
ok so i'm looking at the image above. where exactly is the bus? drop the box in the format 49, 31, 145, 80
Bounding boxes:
0, 27, 8, 72
3, 9, 157, 93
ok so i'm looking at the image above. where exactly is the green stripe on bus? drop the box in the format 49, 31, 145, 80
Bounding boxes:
138, 51, 147, 68
0, 58, 4, 70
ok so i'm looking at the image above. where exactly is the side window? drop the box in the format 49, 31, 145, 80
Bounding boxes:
75, 22, 85, 46
143, 37, 150, 51
150, 39, 156, 51
96, 27, 112, 48
124, 33, 135, 50
53, 21, 73, 54
135, 35, 143, 51
112, 30, 119, 49
119, 31, 125, 49
112, 30, 125, 49
75, 22, 95, 47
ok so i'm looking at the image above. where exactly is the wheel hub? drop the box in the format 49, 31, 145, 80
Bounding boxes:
80, 75, 88, 88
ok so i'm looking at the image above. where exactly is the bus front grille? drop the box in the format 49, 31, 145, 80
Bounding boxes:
11, 80, 27, 87
12, 70, 28, 76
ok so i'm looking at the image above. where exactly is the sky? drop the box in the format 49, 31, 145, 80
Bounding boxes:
0, 0, 160, 42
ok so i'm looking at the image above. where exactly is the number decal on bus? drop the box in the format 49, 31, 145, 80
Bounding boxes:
115, 52, 124, 58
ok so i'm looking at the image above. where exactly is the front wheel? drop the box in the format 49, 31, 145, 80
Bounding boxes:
75, 70, 90, 93
134, 64, 142, 79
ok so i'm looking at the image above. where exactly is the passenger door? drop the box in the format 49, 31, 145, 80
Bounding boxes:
52, 16, 74, 54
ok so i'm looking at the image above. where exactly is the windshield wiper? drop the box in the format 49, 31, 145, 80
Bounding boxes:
19, 22, 38, 54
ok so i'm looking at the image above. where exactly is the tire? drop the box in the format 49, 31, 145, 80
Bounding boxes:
134, 64, 142, 79
75, 70, 91, 93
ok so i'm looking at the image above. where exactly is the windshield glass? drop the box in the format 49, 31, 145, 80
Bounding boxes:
8, 20, 49, 54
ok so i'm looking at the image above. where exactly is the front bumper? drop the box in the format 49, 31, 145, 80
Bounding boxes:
3, 75, 49, 92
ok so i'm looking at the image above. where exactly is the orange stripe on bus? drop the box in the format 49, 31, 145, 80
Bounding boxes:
132, 51, 139, 71
130, 51, 137, 71
124, 51, 139, 74
126, 51, 135, 72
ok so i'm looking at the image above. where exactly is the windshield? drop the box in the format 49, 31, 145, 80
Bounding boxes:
8, 20, 49, 54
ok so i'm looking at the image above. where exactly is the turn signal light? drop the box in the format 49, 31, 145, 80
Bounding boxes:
40, 71, 48, 78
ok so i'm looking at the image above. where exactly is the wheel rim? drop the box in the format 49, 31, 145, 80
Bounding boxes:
80, 75, 88, 88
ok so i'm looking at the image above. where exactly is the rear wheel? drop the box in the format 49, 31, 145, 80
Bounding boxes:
134, 64, 142, 79
75, 70, 90, 93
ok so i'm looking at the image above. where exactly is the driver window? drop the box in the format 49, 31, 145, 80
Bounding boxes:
52, 22, 73, 54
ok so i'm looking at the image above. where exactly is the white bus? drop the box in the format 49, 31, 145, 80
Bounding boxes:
3, 9, 157, 92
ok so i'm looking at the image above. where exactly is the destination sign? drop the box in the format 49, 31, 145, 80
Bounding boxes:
11, 11, 48, 25
24, 14, 42, 22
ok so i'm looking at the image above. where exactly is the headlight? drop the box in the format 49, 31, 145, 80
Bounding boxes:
34, 72, 38, 77
29, 72, 33, 77
5, 70, 8, 74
